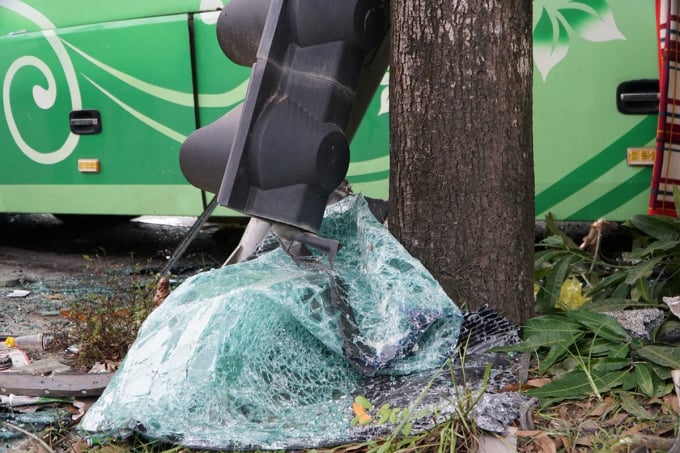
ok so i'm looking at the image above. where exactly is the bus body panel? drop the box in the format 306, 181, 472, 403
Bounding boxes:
0, 0, 660, 220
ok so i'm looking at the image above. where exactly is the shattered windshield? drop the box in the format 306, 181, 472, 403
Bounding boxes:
80, 195, 467, 449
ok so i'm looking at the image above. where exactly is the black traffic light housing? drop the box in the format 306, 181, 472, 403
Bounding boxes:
180, 0, 388, 232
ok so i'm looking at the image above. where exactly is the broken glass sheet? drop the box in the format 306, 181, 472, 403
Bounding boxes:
79, 195, 463, 450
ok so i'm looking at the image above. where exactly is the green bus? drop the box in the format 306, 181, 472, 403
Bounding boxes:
0, 0, 659, 221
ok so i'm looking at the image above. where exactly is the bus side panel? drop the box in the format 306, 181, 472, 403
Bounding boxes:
1, 14, 201, 215
533, 0, 658, 221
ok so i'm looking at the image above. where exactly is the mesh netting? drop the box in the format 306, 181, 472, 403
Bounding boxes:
79, 195, 463, 449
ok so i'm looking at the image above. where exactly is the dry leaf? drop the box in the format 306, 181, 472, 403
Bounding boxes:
153, 276, 170, 307
575, 435, 594, 447
526, 378, 552, 388
603, 412, 628, 427
579, 218, 610, 254
534, 433, 557, 453
588, 397, 614, 417
664, 393, 680, 414
60, 309, 88, 322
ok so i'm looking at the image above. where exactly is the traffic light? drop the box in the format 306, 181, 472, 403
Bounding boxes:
180, 0, 388, 233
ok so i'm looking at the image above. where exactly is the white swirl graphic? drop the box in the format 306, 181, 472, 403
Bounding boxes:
2, 0, 81, 165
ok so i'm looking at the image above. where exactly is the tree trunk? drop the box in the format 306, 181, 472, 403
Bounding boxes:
389, 0, 534, 324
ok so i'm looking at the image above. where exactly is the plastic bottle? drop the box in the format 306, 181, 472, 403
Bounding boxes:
4, 333, 54, 351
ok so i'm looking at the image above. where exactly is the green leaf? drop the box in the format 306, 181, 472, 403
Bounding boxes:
611, 282, 633, 299
581, 337, 615, 357
625, 256, 664, 285
495, 314, 585, 355
537, 235, 569, 249
537, 255, 583, 312
654, 276, 680, 300
629, 215, 680, 241
625, 239, 680, 260
647, 361, 672, 380
607, 342, 630, 359
589, 357, 629, 373
656, 320, 680, 343
565, 310, 630, 343
544, 213, 580, 250
534, 249, 570, 266
540, 344, 569, 374
635, 277, 652, 303
585, 298, 646, 312
653, 372, 672, 397
377, 441, 392, 453
527, 369, 628, 407
618, 391, 653, 419
354, 395, 372, 410
534, 266, 552, 283
377, 404, 391, 425
523, 315, 585, 348
621, 372, 637, 391
587, 272, 628, 298
635, 345, 680, 369
634, 364, 655, 398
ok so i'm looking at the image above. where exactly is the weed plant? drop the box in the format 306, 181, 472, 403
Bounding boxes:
53, 257, 159, 367
50, 191, 680, 451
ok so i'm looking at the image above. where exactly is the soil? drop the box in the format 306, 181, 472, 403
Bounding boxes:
0, 214, 245, 341
0, 214, 248, 450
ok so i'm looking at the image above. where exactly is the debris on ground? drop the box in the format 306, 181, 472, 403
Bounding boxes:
603, 308, 664, 340
664, 295, 680, 319
579, 217, 611, 255
0, 370, 112, 397
0, 342, 113, 451
79, 195, 530, 450
5, 333, 54, 351
152, 276, 170, 307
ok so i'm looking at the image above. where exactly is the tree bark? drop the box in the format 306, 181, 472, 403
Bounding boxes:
389, 0, 534, 324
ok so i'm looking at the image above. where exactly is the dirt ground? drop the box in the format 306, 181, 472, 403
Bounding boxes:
0, 213, 248, 450
0, 213, 244, 340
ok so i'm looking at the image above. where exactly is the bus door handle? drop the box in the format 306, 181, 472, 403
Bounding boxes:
69, 110, 102, 134
616, 79, 659, 114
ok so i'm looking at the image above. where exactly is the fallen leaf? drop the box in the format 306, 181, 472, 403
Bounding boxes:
664, 393, 680, 414
621, 423, 647, 437
588, 396, 614, 417
603, 412, 628, 427
351, 402, 371, 425
663, 296, 680, 320
534, 433, 557, 453
153, 276, 170, 307
60, 309, 87, 321
575, 435, 594, 446
579, 218, 610, 254
526, 378, 552, 388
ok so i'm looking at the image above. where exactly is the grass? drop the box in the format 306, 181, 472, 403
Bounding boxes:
14, 203, 680, 452
40, 256, 165, 370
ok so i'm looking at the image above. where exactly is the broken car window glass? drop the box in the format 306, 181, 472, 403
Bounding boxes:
79, 195, 464, 449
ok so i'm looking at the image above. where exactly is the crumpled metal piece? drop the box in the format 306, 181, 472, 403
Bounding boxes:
350, 349, 531, 440
472, 392, 532, 433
